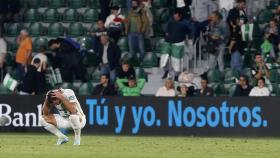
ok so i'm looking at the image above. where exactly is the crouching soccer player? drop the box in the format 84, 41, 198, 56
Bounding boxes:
39, 88, 86, 145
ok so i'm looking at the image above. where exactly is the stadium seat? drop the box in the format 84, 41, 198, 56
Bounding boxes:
29, 23, 45, 37
207, 69, 222, 83
68, 0, 86, 8
269, 69, 280, 83
144, 38, 152, 52
223, 68, 239, 84
88, 0, 100, 8
77, 36, 92, 50
44, 8, 60, 22
5, 53, 16, 67
32, 37, 48, 52
153, 8, 170, 24
7, 39, 19, 53
24, 9, 41, 22
111, 0, 126, 8
47, 23, 64, 37
153, 24, 165, 37
63, 8, 80, 22
90, 68, 101, 82
141, 52, 158, 68
117, 36, 129, 52
67, 23, 85, 37
0, 84, 12, 95
122, 53, 140, 67
257, 9, 273, 24
56, 82, 73, 89
153, 37, 166, 54
271, 83, 279, 96
83, 9, 99, 23
47, 0, 65, 8
153, 0, 168, 8
26, 0, 44, 8
221, 84, 236, 97
135, 67, 147, 80
6, 23, 22, 37
78, 82, 94, 95
208, 83, 220, 96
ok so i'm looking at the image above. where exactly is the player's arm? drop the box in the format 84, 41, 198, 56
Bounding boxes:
53, 91, 77, 114
42, 98, 51, 115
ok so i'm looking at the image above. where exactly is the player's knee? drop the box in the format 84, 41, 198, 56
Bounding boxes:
39, 116, 48, 126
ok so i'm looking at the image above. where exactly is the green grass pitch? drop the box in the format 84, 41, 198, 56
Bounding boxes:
0, 133, 279, 158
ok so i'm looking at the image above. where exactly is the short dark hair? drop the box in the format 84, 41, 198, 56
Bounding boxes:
173, 9, 183, 17
255, 53, 262, 58
111, 6, 120, 10
213, 11, 223, 20
48, 39, 59, 48
201, 77, 208, 83
239, 74, 249, 85
258, 77, 266, 83
101, 74, 110, 79
33, 58, 41, 64
237, 0, 246, 3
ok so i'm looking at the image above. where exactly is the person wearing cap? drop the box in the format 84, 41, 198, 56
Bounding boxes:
156, 79, 176, 97
105, 6, 125, 43
15, 29, 32, 81
116, 75, 146, 96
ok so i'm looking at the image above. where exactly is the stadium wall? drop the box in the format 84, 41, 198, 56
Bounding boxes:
0, 95, 280, 137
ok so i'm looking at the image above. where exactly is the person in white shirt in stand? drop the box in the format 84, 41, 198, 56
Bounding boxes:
31, 46, 48, 72
105, 6, 125, 43
156, 79, 176, 97
249, 77, 270, 97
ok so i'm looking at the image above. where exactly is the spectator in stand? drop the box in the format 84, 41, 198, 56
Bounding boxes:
0, 35, 7, 82
15, 30, 32, 81
227, 0, 248, 35
233, 74, 253, 96
160, 10, 189, 81
249, 77, 270, 96
176, 0, 192, 20
48, 38, 86, 82
177, 83, 195, 97
125, 0, 149, 62
92, 74, 117, 96
116, 61, 136, 79
252, 54, 270, 80
198, 78, 214, 96
19, 58, 46, 95
263, 18, 279, 60
191, 0, 219, 22
116, 75, 146, 96
156, 79, 176, 97
105, 6, 125, 43
98, 35, 121, 83
99, 0, 112, 22
31, 46, 48, 72
90, 20, 108, 53
228, 14, 245, 72
206, 11, 227, 72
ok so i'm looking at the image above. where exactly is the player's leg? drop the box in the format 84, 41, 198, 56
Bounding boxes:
69, 115, 85, 145
39, 115, 68, 145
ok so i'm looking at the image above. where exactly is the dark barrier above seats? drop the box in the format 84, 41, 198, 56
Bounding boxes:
1, 95, 280, 136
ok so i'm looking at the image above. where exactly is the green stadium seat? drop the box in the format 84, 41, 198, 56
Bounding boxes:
257, 9, 273, 24
5, 53, 16, 67
89, 68, 101, 82
56, 82, 73, 89
221, 84, 236, 97
7, 39, 19, 53
24, 9, 41, 22
141, 52, 158, 68
144, 38, 152, 52
208, 83, 220, 96
68, 0, 86, 8
63, 8, 80, 22
0, 84, 13, 95
78, 82, 93, 95
207, 69, 222, 83
153, 37, 166, 54
269, 69, 279, 83
88, 0, 100, 9
47, 0, 65, 8
135, 68, 147, 80
153, 0, 167, 8
153, 24, 165, 37
77, 36, 92, 50
111, 0, 126, 8
47, 23, 64, 37
117, 36, 129, 52
67, 23, 85, 37
223, 68, 239, 84
6, 23, 22, 37
44, 8, 60, 22
153, 8, 170, 24
26, 0, 44, 8
271, 83, 279, 96
32, 37, 48, 52
122, 53, 140, 67
83, 9, 99, 23
29, 23, 45, 37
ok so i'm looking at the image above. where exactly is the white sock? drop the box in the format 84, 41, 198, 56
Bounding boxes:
39, 117, 66, 139
69, 115, 81, 141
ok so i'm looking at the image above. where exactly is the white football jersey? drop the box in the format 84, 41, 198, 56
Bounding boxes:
55, 89, 84, 117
